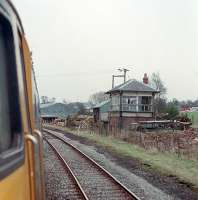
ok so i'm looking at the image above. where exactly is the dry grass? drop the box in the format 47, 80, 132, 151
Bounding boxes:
120, 130, 198, 160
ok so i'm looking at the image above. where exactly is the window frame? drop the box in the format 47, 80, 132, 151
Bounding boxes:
138, 96, 152, 112
0, 9, 24, 180
121, 96, 137, 112
111, 95, 120, 111
122, 96, 137, 105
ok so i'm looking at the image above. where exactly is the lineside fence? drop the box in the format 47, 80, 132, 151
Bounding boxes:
43, 122, 198, 160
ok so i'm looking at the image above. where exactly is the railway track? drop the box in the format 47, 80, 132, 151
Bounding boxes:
43, 129, 140, 200
44, 140, 88, 199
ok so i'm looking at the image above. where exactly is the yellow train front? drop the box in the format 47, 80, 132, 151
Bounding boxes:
0, 0, 45, 199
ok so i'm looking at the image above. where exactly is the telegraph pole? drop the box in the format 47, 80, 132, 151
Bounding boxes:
111, 67, 130, 132
112, 67, 130, 88
123, 68, 129, 83
112, 74, 125, 88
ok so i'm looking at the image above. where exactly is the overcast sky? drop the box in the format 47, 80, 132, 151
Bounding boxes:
14, 0, 198, 102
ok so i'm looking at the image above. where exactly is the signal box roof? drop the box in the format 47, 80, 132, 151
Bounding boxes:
106, 79, 159, 94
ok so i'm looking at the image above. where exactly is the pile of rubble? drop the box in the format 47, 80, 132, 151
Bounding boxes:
65, 114, 94, 130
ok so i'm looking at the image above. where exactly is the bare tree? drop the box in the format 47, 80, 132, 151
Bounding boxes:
89, 91, 109, 106
51, 97, 56, 103
150, 72, 167, 116
150, 72, 167, 97
62, 99, 68, 104
41, 96, 49, 104
41, 96, 56, 104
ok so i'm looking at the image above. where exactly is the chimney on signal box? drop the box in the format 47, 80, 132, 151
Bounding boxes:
143, 73, 148, 84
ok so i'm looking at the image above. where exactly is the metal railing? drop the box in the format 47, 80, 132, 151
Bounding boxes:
122, 104, 137, 112
122, 104, 152, 112
110, 104, 152, 112
138, 104, 152, 112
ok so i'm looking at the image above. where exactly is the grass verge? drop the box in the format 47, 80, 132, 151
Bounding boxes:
44, 125, 198, 188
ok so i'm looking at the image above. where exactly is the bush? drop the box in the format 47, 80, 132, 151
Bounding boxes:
166, 102, 179, 119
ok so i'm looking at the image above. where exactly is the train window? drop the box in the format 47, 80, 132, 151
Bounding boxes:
0, 29, 12, 153
0, 15, 23, 177
32, 72, 41, 130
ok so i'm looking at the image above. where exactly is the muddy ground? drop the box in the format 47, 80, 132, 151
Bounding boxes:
45, 127, 198, 200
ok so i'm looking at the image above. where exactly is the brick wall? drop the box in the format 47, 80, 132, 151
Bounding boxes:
108, 116, 153, 134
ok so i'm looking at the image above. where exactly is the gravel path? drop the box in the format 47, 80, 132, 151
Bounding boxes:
44, 141, 86, 200
45, 130, 176, 200
73, 141, 176, 200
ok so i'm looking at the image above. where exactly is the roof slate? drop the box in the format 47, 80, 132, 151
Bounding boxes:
40, 102, 56, 108
106, 79, 159, 93
93, 99, 110, 108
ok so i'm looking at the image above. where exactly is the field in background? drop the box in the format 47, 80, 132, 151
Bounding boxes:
44, 124, 198, 188
186, 112, 198, 127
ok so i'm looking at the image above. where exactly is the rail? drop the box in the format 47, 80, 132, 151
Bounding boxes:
44, 137, 89, 200
43, 128, 141, 200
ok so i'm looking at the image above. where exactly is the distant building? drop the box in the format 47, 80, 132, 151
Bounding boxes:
41, 115, 58, 123
190, 107, 198, 112
180, 106, 198, 112
40, 102, 80, 118
93, 100, 110, 123
180, 105, 190, 112
83, 102, 94, 114
106, 74, 159, 132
